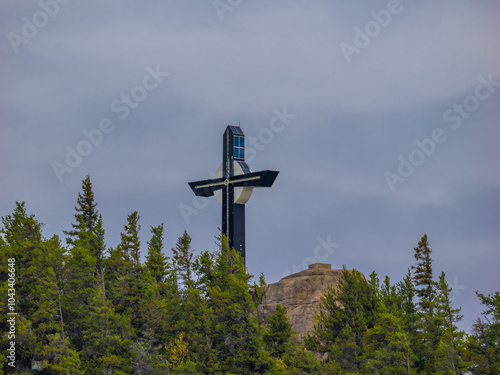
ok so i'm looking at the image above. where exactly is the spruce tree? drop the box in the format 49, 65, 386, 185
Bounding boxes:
119, 211, 141, 269
411, 234, 440, 373
207, 234, 271, 374
397, 269, 418, 325
145, 224, 168, 283
172, 230, 194, 289
64, 174, 99, 245
107, 211, 152, 334
305, 267, 377, 372
81, 286, 133, 374
104, 211, 142, 312
363, 302, 414, 374
434, 271, 467, 374
465, 289, 500, 374
92, 215, 106, 277
64, 176, 106, 281
397, 269, 422, 373
412, 234, 436, 313
63, 220, 99, 351
31, 236, 66, 343
0, 202, 43, 315
363, 276, 415, 374
263, 304, 293, 357
41, 333, 83, 374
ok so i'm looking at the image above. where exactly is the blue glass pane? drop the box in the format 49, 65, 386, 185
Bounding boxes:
238, 161, 251, 173
234, 136, 244, 147
230, 126, 243, 135
234, 147, 239, 158
239, 148, 244, 159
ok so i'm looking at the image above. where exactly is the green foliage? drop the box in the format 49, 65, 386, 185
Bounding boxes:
40, 333, 83, 374
119, 211, 141, 269
172, 230, 194, 289
64, 174, 99, 245
465, 290, 500, 374
259, 272, 266, 286
305, 267, 377, 372
1, 202, 43, 316
362, 294, 414, 374
434, 272, 468, 374
145, 223, 168, 283
412, 233, 436, 314
81, 286, 133, 373
207, 235, 271, 374
263, 304, 293, 357
1, 179, 498, 374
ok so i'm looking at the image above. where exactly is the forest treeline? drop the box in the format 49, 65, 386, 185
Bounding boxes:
0, 175, 499, 374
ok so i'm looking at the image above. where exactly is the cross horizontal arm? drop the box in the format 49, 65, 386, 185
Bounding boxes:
188, 177, 224, 197
188, 170, 279, 197
230, 170, 279, 188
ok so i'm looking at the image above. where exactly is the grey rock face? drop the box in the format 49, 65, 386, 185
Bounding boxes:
257, 263, 346, 338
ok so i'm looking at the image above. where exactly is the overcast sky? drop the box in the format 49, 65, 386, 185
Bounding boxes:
1, 0, 499, 331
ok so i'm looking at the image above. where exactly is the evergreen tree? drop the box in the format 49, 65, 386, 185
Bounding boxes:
411, 234, 440, 373
81, 286, 133, 374
263, 304, 293, 357
412, 234, 436, 314
145, 224, 168, 284
1, 201, 42, 245
172, 230, 194, 289
40, 333, 83, 374
397, 269, 419, 328
397, 269, 422, 373
105, 211, 149, 335
434, 271, 467, 375
63, 220, 99, 351
363, 303, 414, 374
0, 203, 44, 371
363, 276, 415, 374
92, 215, 106, 276
465, 289, 500, 374
63, 176, 106, 280
207, 235, 271, 373
64, 174, 99, 245
176, 286, 215, 371
31, 236, 66, 344
305, 267, 377, 372
119, 211, 141, 269
263, 305, 323, 374
104, 211, 140, 309
1, 202, 43, 315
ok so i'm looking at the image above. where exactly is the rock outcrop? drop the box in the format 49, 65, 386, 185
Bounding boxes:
257, 263, 345, 338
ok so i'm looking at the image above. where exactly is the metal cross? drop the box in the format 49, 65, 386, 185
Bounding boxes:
188, 125, 279, 265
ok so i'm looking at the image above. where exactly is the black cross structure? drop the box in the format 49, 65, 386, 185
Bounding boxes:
188, 125, 279, 265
